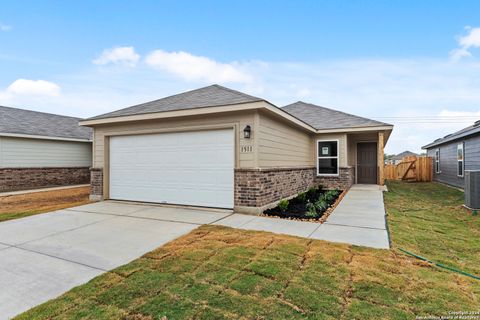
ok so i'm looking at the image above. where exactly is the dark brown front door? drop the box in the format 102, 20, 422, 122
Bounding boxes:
357, 142, 378, 184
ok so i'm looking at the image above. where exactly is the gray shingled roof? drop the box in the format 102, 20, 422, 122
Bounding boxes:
391, 150, 418, 160
422, 121, 480, 149
281, 101, 391, 130
0, 106, 92, 140
86, 84, 264, 121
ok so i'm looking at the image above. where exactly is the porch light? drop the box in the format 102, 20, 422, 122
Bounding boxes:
243, 125, 251, 139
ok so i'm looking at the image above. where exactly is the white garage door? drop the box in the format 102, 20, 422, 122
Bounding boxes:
109, 129, 234, 208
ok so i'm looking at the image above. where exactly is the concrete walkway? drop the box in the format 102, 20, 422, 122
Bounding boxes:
0, 184, 89, 197
310, 184, 390, 249
215, 184, 390, 249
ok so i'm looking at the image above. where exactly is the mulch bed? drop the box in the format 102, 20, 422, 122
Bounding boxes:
263, 186, 346, 222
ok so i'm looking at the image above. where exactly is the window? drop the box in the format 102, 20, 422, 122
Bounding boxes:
457, 143, 464, 177
317, 140, 339, 175
435, 149, 440, 173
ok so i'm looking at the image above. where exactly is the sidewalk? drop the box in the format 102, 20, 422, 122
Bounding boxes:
0, 184, 90, 197
215, 184, 390, 249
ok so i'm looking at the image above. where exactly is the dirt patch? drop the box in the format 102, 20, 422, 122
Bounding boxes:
0, 186, 91, 221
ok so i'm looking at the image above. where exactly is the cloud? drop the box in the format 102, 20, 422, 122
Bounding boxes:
145, 50, 253, 84
7, 79, 60, 96
0, 23, 12, 31
93, 46, 140, 67
3, 54, 480, 154
450, 27, 480, 61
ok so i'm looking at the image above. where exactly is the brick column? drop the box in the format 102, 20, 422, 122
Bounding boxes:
90, 168, 103, 201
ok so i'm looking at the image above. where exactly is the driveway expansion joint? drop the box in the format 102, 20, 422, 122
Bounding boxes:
8, 244, 107, 272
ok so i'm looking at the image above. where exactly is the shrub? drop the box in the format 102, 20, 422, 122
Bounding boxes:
278, 199, 289, 213
297, 192, 307, 202
323, 190, 340, 202
305, 203, 318, 218
314, 199, 328, 212
307, 186, 317, 195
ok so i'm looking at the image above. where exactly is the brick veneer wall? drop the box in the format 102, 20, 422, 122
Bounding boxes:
314, 167, 355, 191
234, 166, 355, 208
234, 167, 316, 207
90, 168, 103, 201
0, 167, 90, 192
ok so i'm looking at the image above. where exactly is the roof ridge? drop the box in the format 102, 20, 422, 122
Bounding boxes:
211, 84, 263, 101
85, 84, 265, 121
0, 105, 83, 120
422, 121, 480, 148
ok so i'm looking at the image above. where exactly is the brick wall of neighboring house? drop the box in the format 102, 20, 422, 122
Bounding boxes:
89, 168, 103, 200
0, 167, 90, 192
234, 166, 355, 208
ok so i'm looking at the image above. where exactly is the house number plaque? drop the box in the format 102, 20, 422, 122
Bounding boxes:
240, 145, 253, 153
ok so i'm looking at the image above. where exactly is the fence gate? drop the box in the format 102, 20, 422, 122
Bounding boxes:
384, 156, 432, 182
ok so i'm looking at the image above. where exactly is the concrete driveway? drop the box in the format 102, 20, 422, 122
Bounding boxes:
0, 202, 231, 319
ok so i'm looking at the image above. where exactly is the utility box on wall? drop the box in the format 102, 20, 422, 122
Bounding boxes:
465, 170, 480, 209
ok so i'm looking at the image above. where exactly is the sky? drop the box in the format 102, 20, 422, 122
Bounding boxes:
1, 1, 480, 154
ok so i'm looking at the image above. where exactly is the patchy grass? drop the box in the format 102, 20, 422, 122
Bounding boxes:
16, 182, 480, 319
0, 186, 91, 222
385, 181, 480, 276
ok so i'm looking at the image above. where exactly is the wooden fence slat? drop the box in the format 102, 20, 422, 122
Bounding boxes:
383, 156, 433, 182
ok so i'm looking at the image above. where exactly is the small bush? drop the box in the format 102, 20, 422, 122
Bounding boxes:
314, 199, 328, 212
305, 203, 318, 218
323, 190, 340, 202
297, 192, 307, 202
278, 199, 289, 213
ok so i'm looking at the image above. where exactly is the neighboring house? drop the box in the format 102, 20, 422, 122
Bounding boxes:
0, 106, 92, 192
389, 150, 418, 165
80, 85, 393, 214
423, 121, 480, 188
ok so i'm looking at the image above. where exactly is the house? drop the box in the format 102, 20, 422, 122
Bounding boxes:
423, 121, 480, 188
388, 150, 418, 165
0, 106, 92, 192
80, 85, 393, 214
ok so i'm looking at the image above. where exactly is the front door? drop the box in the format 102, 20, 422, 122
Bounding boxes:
357, 142, 378, 184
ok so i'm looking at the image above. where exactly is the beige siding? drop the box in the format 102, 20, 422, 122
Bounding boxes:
0, 136, 92, 168
92, 110, 255, 169
313, 133, 348, 167
257, 111, 313, 167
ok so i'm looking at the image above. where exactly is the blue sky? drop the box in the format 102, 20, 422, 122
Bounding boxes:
1, 1, 480, 153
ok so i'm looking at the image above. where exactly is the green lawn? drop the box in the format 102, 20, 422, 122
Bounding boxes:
17, 181, 480, 319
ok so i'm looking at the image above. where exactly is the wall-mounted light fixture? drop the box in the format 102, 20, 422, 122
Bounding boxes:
243, 125, 251, 139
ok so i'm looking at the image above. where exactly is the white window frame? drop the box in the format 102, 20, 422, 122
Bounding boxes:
435, 148, 440, 174
457, 142, 464, 177
316, 139, 339, 176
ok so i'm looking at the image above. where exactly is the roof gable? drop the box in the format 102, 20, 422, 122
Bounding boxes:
281, 101, 390, 130
86, 84, 264, 121
0, 106, 91, 140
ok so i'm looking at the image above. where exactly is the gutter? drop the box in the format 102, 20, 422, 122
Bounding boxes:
0, 132, 92, 143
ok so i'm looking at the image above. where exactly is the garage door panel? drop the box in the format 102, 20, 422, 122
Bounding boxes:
109, 129, 234, 208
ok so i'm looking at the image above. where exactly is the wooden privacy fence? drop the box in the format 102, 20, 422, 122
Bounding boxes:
384, 156, 433, 182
